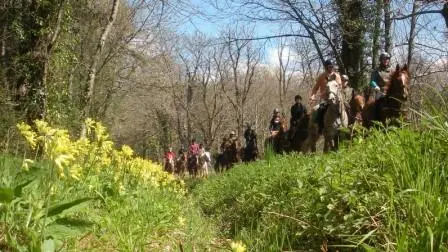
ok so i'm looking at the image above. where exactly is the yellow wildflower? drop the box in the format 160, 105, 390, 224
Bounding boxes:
121, 145, 134, 157
21, 159, 34, 171
17, 123, 37, 149
178, 216, 186, 226
230, 241, 247, 252
54, 154, 75, 178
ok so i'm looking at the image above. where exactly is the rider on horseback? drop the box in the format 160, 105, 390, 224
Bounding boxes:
188, 139, 200, 157
164, 147, 176, 173
370, 52, 392, 120
310, 60, 342, 103
165, 147, 176, 161
370, 52, 391, 100
310, 60, 341, 133
289, 95, 307, 140
269, 108, 282, 136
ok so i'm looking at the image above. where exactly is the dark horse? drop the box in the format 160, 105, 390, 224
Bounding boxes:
242, 126, 258, 162
362, 64, 410, 128
215, 139, 241, 172
288, 115, 309, 153
175, 152, 187, 176
187, 154, 199, 177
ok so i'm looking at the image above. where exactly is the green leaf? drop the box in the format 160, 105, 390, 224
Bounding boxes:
41, 238, 55, 252
14, 178, 35, 197
45, 223, 88, 240
0, 187, 14, 203
54, 217, 94, 227
46, 198, 93, 218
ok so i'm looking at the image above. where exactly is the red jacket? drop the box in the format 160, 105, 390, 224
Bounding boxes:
189, 143, 200, 156
165, 151, 175, 160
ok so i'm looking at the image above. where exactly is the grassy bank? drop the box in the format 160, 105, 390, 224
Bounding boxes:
0, 121, 222, 251
193, 118, 448, 251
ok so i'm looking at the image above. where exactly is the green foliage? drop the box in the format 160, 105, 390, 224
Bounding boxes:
193, 115, 448, 251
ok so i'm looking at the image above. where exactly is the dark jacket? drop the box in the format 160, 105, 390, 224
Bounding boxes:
290, 103, 307, 124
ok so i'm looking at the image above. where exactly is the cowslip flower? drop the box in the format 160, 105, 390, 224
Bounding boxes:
21, 159, 34, 171
230, 241, 247, 252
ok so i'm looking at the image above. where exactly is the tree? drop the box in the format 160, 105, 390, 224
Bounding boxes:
1, 0, 67, 123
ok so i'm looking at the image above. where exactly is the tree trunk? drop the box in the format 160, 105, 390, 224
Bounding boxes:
384, 0, 392, 54
23, 0, 66, 123
442, 3, 448, 28
337, 0, 366, 90
372, 0, 382, 68
83, 0, 120, 125
407, 0, 419, 71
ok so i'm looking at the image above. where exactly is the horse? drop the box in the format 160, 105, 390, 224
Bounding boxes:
302, 76, 346, 153
187, 154, 199, 177
214, 152, 227, 173
265, 117, 290, 154
175, 152, 187, 176
164, 156, 175, 174
288, 115, 309, 153
227, 138, 241, 167
362, 64, 410, 128
243, 127, 258, 162
198, 151, 211, 177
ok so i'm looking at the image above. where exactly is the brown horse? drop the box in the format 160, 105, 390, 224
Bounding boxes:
265, 117, 290, 154
215, 139, 241, 172
362, 64, 410, 128
164, 156, 175, 174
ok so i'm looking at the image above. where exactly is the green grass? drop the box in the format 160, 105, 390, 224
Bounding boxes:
192, 117, 448, 251
0, 153, 222, 251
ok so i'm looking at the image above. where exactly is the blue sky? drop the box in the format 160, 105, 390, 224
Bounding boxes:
175, 0, 447, 69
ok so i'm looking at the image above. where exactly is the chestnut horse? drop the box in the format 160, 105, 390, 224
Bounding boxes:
362, 64, 410, 128
164, 156, 175, 174
265, 117, 290, 154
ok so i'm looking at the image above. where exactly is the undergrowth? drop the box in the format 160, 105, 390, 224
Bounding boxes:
193, 114, 448, 251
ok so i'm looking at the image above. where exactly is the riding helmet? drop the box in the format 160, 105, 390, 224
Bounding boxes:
324, 59, 333, 67
380, 52, 391, 60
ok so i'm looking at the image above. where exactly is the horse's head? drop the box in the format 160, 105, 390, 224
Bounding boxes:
326, 78, 340, 103
386, 64, 410, 101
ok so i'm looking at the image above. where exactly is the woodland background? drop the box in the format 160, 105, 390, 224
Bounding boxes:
1, 0, 447, 161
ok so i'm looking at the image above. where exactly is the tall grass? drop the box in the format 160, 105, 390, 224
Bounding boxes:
193, 105, 448, 251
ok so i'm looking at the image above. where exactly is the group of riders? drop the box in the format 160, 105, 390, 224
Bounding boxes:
164, 51, 407, 176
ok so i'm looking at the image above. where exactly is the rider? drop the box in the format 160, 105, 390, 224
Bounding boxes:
370, 51, 391, 100
228, 131, 238, 146
164, 147, 176, 162
269, 108, 282, 136
244, 123, 256, 145
220, 137, 229, 153
341, 75, 353, 106
310, 59, 341, 133
289, 95, 307, 139
310, 59, 342, 104
188, 139, 200, 157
